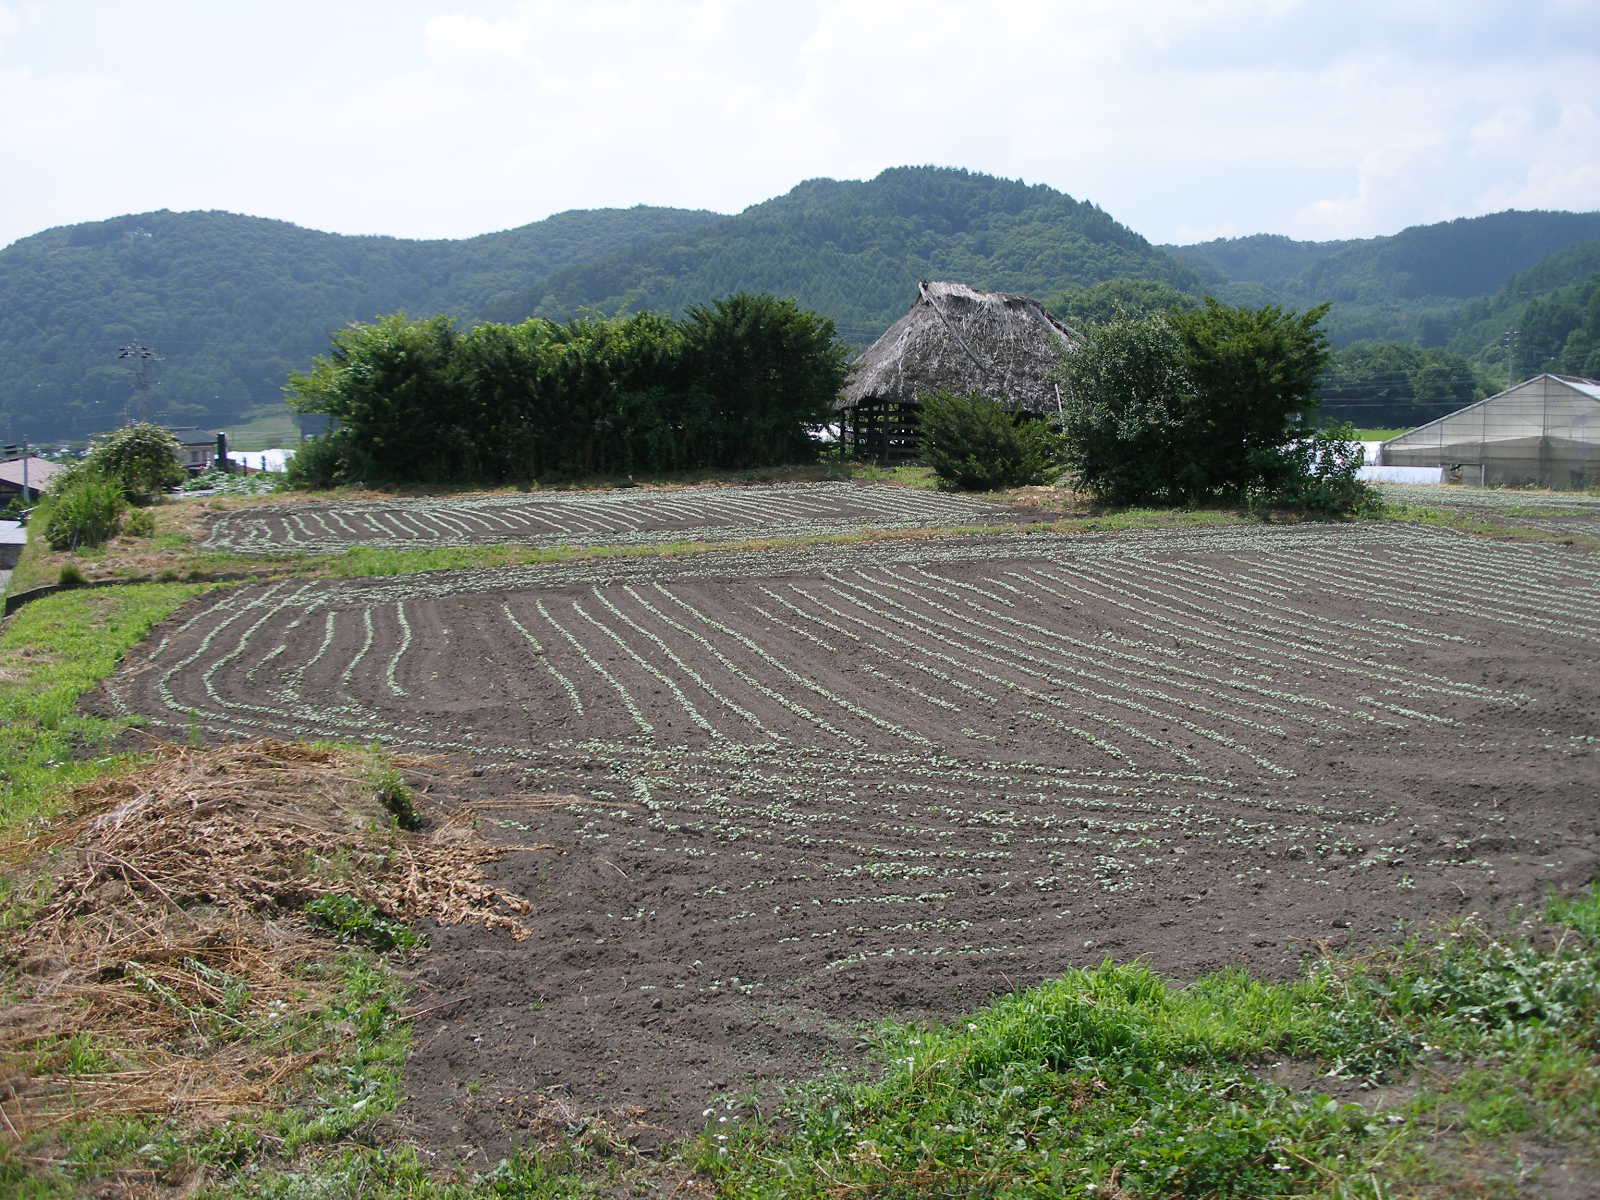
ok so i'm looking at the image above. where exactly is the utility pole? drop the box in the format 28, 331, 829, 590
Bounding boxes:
118, 343, 158, 423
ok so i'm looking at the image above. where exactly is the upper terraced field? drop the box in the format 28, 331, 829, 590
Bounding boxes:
201, 481, 1033, 554
1377, 481, 1600, 538
96, 516, 1600, 1141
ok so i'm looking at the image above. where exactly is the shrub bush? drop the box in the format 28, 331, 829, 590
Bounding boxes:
86, 422, 185, 501
1056, 301, 1335, 508
1250, 424, 1382, 516
920, 389, 1060, 491
283, 437, 351, 489
121, 506, 156, 537
41, 473, 126, 551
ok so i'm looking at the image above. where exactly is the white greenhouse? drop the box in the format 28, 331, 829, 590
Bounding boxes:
1381, 374, 1600, 490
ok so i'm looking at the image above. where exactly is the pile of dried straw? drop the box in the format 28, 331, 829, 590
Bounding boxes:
0, 739, 547, 1138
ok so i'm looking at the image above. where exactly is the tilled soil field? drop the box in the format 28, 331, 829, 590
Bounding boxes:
95, 522, 1600, 1165
201, 480, 1040, 554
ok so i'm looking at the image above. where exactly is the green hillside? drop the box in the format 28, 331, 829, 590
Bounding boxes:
1168, 211, 1600, 348
1445, 240, 1600, 377
0, 206, 720, 443
513, 167, 1198, 347
4, 166, 1599, 448
1166, 233, 1358, 287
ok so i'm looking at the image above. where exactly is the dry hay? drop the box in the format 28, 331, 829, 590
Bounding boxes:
0, 739, 548, 1139
837, 280, 1078, 415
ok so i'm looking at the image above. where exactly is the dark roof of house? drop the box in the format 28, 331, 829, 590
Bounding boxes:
0, 456, 67, 491
166, 426, 221, 446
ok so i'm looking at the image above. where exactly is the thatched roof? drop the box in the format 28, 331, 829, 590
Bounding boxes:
836, 281, 1078, 415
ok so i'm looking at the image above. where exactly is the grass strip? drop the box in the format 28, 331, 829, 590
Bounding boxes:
0, 582, 206, 834
11, 506, 1258, 596
323, 509, 1247, 579
1379, 501, 1600, 549
700, 888, 1600, 1198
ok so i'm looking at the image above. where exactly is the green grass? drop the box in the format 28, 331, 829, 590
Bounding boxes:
4, 497, 1266, 621
1351, 427, 1413, 441
323, 512, 1256, 580
0, 582, 207, 834
701, 888, 1600, 1198
0, 948, 420, 1198
1379, 501, 1600, 549
0, 936, 626, 1198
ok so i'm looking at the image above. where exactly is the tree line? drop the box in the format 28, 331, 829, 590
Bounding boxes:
285, 294, 850, 486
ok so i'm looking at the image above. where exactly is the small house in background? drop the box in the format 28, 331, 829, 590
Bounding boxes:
835, 281, 1079, 463
0, 455, 66, 502
167, 427, 225, 474
1380, 374, 1600, 489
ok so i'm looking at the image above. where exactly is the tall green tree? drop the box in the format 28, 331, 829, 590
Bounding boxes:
1056, 301, 1340, 506
680, 293, 851, 469
1320, 342, 1483, 427
285, 296, 848, 485
1166, 300, 1332, 494
287, 313, 466, 484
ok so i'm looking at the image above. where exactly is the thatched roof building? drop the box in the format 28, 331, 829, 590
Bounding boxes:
835, 281, 1078, 461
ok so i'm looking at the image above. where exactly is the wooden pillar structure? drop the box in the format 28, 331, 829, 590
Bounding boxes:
839, 399, 922, 464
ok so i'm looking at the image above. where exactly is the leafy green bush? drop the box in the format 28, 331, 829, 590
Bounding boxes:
121, 506, 156, 537
1056, 301, 1334, 507
86, 422, 185, 501
919, 389, 1060, 491
283, 437, 351, 489
1249, 423, 1381, 516
41, 472, 126, 551
1054, 311, 1198, 504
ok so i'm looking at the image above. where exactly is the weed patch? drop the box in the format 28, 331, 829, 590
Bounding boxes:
703, 891, 1600, 1198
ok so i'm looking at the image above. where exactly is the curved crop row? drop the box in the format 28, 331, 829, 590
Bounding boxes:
202, 481, 1027, 554
99, 523, 1600, 1003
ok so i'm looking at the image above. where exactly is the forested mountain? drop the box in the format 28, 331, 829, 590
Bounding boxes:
1167, 211, 1600, 348
1445, 241, 1600, 378
1169, 234, 1358, 288
0, 206, 719, 443
3, 165, 1598, 446
509, 167, 1196, 346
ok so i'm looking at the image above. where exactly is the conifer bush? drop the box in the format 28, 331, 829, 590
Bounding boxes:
919, 389, 1060, 491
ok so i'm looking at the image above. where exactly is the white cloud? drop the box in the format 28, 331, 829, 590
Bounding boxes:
1487, 103, 1600, 213
424, 11, 532, 60
0, 0, 1595, 249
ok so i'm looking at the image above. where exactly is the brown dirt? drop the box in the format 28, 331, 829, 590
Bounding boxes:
88, 521, 1600, 1166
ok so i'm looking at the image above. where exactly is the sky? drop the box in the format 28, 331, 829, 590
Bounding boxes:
2, 0, 1596, 252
